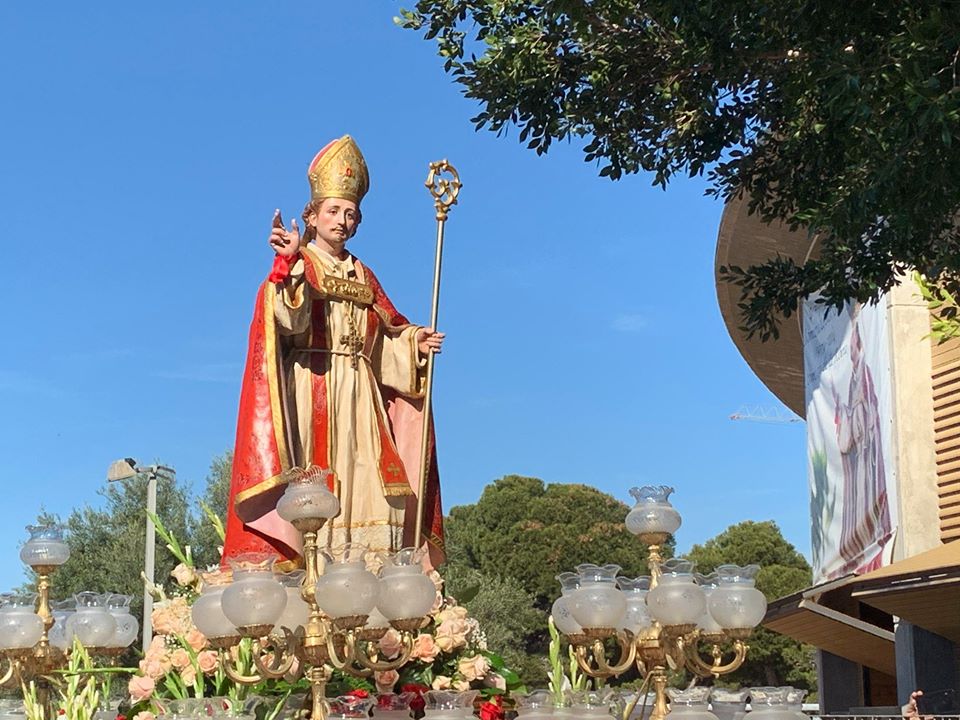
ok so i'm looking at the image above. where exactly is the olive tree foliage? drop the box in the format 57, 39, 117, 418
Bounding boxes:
686, 521, 817, 691
399, 1, 960, 339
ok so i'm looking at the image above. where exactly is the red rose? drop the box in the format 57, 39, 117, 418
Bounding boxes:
479, 696, 504, 720
347, 690, 370, 699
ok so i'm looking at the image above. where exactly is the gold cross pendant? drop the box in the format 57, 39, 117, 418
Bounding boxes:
340, 331, 364, 369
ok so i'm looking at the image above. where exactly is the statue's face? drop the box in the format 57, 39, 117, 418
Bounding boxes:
309, 197, 360, 251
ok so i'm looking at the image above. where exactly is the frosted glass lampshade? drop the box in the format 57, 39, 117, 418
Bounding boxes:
569, 564, 627, 630
707, 564, 767, 630
0, 596, 42, 650
222, 556, 287, 631
646, 559, 705, 626
68, 592, 117, 647
276, 468, 340, 523
106, 594, 140, 648
625, 486, 681, 537
48, 602, 75, 652
20, 525, 70, 567
364, 606, 391, 630
315, 560, 379, 620
616, 576, 652, 634
192, 580, 238, 640
274, 571, 310, 633
377, 548, 435, 621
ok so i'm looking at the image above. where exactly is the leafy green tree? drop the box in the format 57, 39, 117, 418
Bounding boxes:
686, 521, 817, 690
190, 450, 232, 570
399, 1, 960, 339
445, 476, 663, 607
443, 564, 549, 686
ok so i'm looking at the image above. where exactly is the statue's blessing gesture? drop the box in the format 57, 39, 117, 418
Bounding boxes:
222, 136, 445, 570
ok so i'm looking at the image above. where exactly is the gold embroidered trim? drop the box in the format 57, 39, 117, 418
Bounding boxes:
303, 247, 374, 306
263, 290, 291, 470
328, 519, 404, 530
234, 471, 288, 506
276, 557, 302, 572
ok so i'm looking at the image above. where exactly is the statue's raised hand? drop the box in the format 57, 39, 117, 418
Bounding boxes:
268, 209, 300, 257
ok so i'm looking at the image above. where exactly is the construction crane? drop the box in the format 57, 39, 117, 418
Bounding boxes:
729, 405, 803, 424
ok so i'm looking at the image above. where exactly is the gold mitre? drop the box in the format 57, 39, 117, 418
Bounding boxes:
307, 135, 370, 205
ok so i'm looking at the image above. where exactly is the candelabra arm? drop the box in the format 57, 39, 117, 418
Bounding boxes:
325, 629, 357, 671
353, 633, 414, 672
679, 636, 749, 678
574, 634, 636, 679
220, 647, 265, 686
251, 630, 299, 680
0, 657, 17, 687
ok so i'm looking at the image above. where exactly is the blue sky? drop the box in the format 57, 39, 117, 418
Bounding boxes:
0, 4, 807, 590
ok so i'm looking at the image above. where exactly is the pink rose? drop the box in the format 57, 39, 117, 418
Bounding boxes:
453, 679, 471, 692
457, 654, 490, 682
180, 665, 197, 688
431, 675, 452, 690
410, 634, 439, 663
139, 657, 166, 681
185, 629, 207, 652
128, 675, 155, 703
170, 648, 191, 670
378, 629, 404, 659
435, 618, 468, 653
197, 650, 219, 675
375, 669, 400, 694
133, 712, 156, 720
171, 563, 197, 588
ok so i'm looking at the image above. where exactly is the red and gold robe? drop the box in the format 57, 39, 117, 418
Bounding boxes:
222, 244, 444, 569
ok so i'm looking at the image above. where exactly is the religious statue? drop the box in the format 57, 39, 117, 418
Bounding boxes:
833, 305, 892, 574
221, 136, 445, 570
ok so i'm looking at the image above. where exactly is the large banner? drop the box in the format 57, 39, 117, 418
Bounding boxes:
803, 295, 898, 583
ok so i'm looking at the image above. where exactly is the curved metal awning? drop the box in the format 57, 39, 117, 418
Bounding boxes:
714, 196, 820, 417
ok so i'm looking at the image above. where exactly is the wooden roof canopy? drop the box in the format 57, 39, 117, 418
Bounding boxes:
714, 195, 820, 418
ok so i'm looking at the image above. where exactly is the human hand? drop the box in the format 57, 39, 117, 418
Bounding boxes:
903, 690, 932, 720
417, 328, 445, 356
268, 209, 300, 257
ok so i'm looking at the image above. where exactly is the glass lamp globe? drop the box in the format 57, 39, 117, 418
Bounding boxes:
276, 467, 340, 527
274, 571, 311, 634
625, 486, 681, 538
221, 555, 287, 632
315, 544, 379, 621
646, 559, 705, 627
707, 564, 767, 630
616, 576, 652, 634
20, 524, 70, 568
568, 564, 627, 631
377, 548, 436, 621
551, 572, 583, 636
48, 600, 75, 652
695, 573, 724, 635
192, 572, 238, 640
106, 594, 140, 648
0, 596, 43, 650
68, 592, 117, 648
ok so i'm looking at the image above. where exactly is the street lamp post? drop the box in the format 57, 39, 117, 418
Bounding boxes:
106, 458, 176, 653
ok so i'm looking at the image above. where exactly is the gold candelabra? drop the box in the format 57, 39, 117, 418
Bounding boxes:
207, 468, 436, 720
555, 487, 767, 720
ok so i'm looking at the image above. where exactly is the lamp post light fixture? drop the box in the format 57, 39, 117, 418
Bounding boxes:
553, 486, 768, 720
106, 458, 175, 652
191, 465, 438, 720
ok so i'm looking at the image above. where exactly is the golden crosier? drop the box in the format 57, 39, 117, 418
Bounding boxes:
565, 539, 753, 720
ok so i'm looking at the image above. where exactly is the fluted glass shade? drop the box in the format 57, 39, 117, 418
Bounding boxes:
106, 594, 139, 648
0, 596, 43, 650
569, 564, 627, 630
192, 584, 237, 639
275, 571, 310, 633
646, 559, 705, 626
315, 562, 379, 619
276, 467, 340, 523
625, 486, 681, 536
68, 592, 117, 647
707, 564, 767, 629
377, 548, 435, 620
20, 524, 70, 567
222, 556, 287, 630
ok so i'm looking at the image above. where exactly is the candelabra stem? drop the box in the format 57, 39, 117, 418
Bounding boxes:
646, 546, 664, 587
307, 664, 331, 720
648, 666, 669, 720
